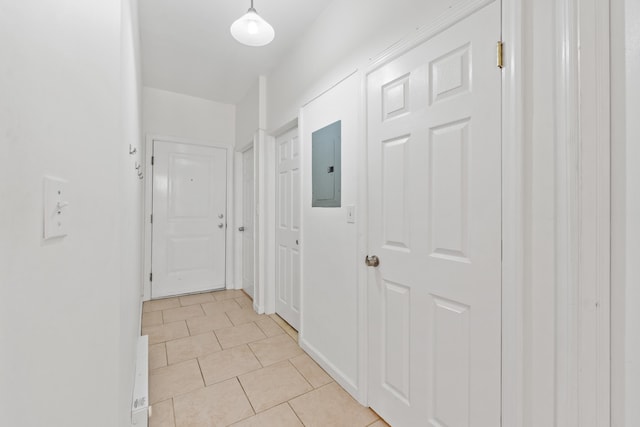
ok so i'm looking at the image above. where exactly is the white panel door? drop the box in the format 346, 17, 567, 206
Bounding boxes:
242, 146, 255, 298
152, 140, 227, 298
367, 2, 501, 426
275, 128, 301, 330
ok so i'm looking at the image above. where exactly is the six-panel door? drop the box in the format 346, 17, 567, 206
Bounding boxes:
367, 2, 502, 426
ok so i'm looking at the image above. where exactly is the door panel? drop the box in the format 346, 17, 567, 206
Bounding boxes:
242, 147, 255, 298
275, 128, 301, 330
152, 140, 227, 298
367, 2, 501, 426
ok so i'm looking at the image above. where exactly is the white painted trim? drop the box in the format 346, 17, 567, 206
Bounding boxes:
555, 0, 611, 425
501, 0, 526, 425
254, 130, 276, 314
299, 337, 360, 398
142, 134, 236, 300
554, 1, 581, 424
234, 139, 255, 297
355, 71, 369, 406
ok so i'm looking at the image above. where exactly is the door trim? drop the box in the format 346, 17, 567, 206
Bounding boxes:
362, 0, 526, 423
234, 137, 257, 302
143, 135, 235, 301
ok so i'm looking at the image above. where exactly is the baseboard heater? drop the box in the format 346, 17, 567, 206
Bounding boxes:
132, 335, 149, 427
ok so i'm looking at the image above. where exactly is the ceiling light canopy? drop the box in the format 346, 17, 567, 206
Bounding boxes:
230, 0, 275, 47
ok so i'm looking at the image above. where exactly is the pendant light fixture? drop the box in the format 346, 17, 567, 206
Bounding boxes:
230, 0, 275, 47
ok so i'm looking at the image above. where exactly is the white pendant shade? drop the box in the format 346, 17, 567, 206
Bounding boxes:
230, 8, 275, 47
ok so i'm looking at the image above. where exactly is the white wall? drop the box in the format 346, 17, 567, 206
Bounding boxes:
611, 0, 640, 424
235, 81, 259, 148
299, 73, 361, 397
143, 87, 235, 144
267, 0, 457, 131
0, 1, 141, 426
265, 0, 459, 403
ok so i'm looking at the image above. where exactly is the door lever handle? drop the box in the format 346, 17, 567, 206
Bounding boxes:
365, 255, 380, 267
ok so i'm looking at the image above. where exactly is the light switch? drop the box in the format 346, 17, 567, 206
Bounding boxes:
346, 205, 356, 223
44, 176, 68, 239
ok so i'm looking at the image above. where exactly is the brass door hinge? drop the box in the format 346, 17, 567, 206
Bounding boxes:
497, 41, 504, 69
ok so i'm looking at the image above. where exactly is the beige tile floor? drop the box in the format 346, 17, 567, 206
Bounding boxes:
143, 289, 390, 427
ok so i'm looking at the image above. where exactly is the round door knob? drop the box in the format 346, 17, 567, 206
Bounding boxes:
218, 223, 224, 229
365, 255, 380, 267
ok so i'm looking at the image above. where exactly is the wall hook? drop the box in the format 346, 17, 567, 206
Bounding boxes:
129, 145, 137, 155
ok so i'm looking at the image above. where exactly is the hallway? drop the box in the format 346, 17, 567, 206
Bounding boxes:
143, 289, 388, 427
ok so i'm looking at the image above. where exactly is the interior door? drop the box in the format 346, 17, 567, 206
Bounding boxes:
241, 146, 255, 298
367, 2, 502, 426
151, 140, 227, 298
275, 128, 301, 330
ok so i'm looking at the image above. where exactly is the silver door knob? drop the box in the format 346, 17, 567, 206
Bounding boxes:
238, 226, 245, 232
218, 214, 224, 219
218, 223, 224, 228
365, 255, 380, 267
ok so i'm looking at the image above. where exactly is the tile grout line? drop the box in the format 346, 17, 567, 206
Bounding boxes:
195, 357, 207, 389
171, 397, 177, 427
286, 401, 307, 426
245, 327, 266, 368
235, 375, 258, 419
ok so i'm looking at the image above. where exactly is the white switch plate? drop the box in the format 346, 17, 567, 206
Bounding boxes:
346, 205, 356, 223
44, 176, 68, 239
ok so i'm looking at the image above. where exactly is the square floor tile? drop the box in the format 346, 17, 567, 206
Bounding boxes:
165, 332, 221, 365
162, 304, 205, 323
199, 345, 262, 386
186, 312, 233, 335
173, 378, 254, 427
149, 343, 168, 370
179, 293, 214, 306
289, 382, 378, 427
248, 334, 303, 366
149, 399, 174, 427
254, 317, 285, 337
226, 308, 265, 326
238, 361, 312, 412
149, 359, 204, 404
142, 311, 164, 328
144, 297, 180, 313
230, 403, 303, 427
144, 321, 189, 345
215, 322, 266, 349
289, 354, 332, 388
201, 299, 242, 316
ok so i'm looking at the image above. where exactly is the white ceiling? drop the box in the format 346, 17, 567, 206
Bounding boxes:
138, 0, 334, 104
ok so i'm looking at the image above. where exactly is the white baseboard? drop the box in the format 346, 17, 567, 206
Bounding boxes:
299, 337, 363, 405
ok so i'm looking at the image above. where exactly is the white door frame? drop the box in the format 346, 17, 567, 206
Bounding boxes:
258, 120, 299, 317
234, 136, 256, 300
143, 135, 235, 301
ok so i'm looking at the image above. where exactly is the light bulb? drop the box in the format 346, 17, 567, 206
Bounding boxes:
247, 20, 258, 35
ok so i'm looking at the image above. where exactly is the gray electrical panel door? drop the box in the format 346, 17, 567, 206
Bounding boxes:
312, 120, 341, 207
